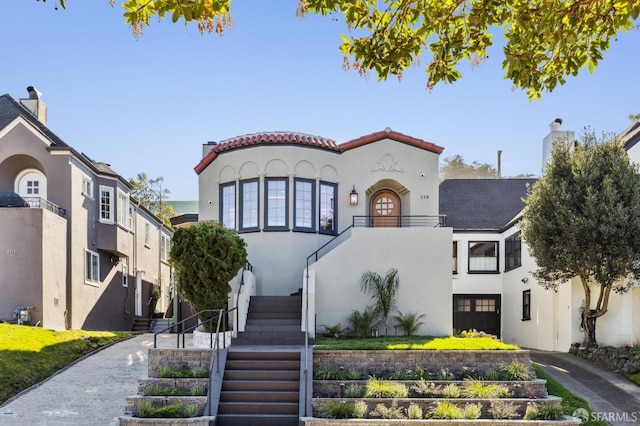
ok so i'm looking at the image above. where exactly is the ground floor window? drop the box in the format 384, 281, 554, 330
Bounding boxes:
522, 290, 531, 320
85, 249, 100, 286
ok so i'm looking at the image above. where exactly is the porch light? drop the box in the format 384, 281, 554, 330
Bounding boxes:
349, 186, 359, 206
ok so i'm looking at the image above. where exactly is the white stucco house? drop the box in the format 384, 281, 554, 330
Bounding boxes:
195, 119, 640, 350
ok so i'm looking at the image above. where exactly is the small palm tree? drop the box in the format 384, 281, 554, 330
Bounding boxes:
348, 306, 380, 337
360, 268, 399, 336
392, 311, 427, 336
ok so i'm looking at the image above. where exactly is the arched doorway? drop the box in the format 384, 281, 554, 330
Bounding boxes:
370, 190, 400, 227
15, 168, 47, 201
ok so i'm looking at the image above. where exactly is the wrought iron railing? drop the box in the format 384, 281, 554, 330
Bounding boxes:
352, 214, 446, 227
0, 196, 66, 217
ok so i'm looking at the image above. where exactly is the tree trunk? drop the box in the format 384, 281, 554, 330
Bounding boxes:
582, 309, 598, 346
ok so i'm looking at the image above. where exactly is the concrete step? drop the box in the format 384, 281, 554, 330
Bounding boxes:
244, 324, 301, 332
217, 401, 298, 415
245, 318, 300, 326
225, 359, 300, 371
219, 390, 299, 403
247, 311, 301, 320
223, 369, 300, 381
215, 414, 299, 426
227, 351, 300, 361
249, 296, 302, 306
221, 380, 299, 392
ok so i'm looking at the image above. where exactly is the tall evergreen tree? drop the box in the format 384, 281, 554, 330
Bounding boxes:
521, 130, 640, 346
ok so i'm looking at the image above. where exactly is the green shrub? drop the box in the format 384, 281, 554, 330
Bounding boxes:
136, 400, 199, 418
314, 367, 345, 380
344, 384, 365, 398
461, 402, 482, 419
461, 379, 499, 398
348, 306, 380, 338
500, 361, 533, 381
489, 400, 519, 419
370, 400, 405, 419
429, 400, 461, 419
495, 385, 512, 398
322, 323, 344, 338
364, 378, 408, 398
390, 365, 426, 380
344, 369, 361, 380
410, 379, 439, 396
407, 403, 423, 419
145, 383, 182, 396
485, 369, 500, 380
319, 400, 356, 419
353, 400, 368, 418
190, 382, 207, 396
525, 402, 564, 420
392, 311, 426, 336
157, 365, 208, 379
441, 383, 461, 398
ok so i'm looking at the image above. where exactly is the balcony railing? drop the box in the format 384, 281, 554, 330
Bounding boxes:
352, 215, 446, 228
0, 196, 66, 217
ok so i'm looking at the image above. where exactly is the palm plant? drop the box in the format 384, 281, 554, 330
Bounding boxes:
348, 306, 380, 337
360, 268, 399, 336
392, 311, 426, 336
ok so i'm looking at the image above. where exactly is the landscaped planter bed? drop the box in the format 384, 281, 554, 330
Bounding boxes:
299, 417, 581, 425
313, 350, 534, 379
311, 396, 562, 418
137, 378, 208, 396
124, 396, 207, 417
314, 380, 548, 399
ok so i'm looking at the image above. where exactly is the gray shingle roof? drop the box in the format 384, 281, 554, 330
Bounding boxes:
0, 94, 68, 148
439, 178, 537, 231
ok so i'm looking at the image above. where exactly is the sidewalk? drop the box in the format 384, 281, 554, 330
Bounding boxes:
0, 333, 191, 426
529, 350, 640, 426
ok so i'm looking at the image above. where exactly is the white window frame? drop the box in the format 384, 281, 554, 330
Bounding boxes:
122, 257, 129, 287
82, 175, 94, 199
161, 234, 170, 262
117, 189, 131, 228
99, 186, 114, 224
85, 249, 100, 286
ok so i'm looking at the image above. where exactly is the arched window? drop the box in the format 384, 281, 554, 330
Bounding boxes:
15, 168, 47, 200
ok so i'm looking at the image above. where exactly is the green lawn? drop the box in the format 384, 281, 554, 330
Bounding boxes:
533, 365, 608, 426
313, 335, 519, 350
0, 323, 131, 405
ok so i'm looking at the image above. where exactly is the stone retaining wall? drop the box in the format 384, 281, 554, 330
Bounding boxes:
119, 416, 216, 426
147, 349, 213, 377
569, 344, 640, 375
313, 350, 533, 378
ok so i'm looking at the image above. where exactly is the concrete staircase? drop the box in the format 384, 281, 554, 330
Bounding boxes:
232, 295, 306, 345
216, 350, 301, 426
214, 294, 307, 425
130, 317, 152, 333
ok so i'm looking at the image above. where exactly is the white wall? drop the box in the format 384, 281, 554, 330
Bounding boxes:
312, 227, 453, 337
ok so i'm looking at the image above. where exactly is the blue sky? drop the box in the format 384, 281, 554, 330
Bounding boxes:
2, 1, 639, 200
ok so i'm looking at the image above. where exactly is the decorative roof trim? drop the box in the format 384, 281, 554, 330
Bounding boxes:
339, 129, 444, 154
194, 129, 444, 175
194, 131, 339, 175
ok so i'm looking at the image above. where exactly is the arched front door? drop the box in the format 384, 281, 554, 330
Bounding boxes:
370, 190, 401, 227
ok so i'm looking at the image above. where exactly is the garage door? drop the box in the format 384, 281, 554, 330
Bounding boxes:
453, 294, 501, 338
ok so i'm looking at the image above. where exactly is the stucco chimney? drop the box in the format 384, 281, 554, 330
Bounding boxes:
542, 118, 574, 174
19, 86, 47, 125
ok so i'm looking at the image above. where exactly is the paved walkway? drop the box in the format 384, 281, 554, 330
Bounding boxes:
0, 333, 191, 426
529, 350, 640, 425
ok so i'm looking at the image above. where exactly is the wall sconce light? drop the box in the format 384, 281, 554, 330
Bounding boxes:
521, 277, 529, 284
350, 186, 359, 206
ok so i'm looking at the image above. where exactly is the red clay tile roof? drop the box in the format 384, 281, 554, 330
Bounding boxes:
194, 129, 443, 175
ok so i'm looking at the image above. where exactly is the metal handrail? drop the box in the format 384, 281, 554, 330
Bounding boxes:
153, 309, 219, 348
352, 214, 446, 227
303, 223, 355, 417
235, 262, 253, 337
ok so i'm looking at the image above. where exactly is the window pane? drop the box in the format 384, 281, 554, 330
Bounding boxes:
295, 179, 314, 230
266, 179, 287, 228
319, 183, 336, 232
475, 299, 496, 312
241, 180, 258, 229
455, 298, 471, 312
469, 241, 498, 272
221, 183, 236, 229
